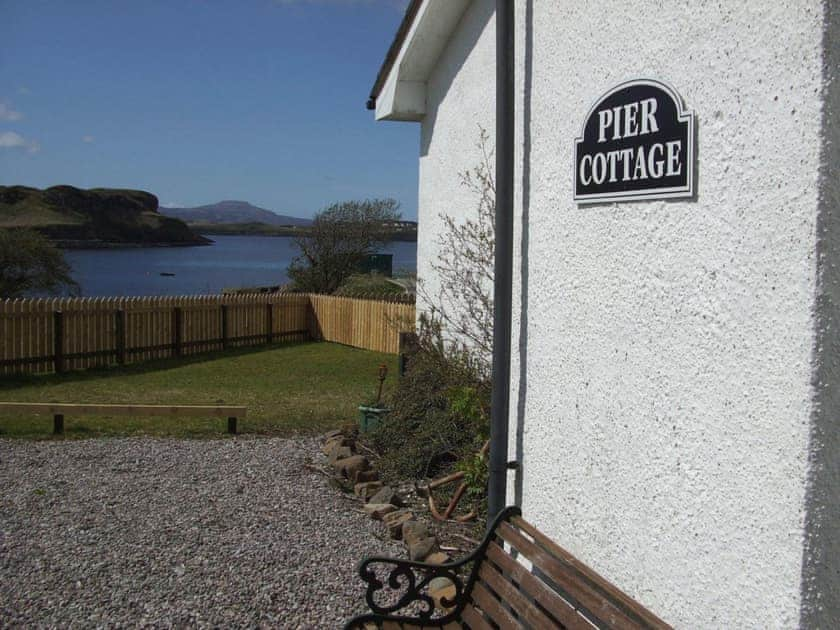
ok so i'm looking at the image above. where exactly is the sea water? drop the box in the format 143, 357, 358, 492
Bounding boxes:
61, 235, 417, 297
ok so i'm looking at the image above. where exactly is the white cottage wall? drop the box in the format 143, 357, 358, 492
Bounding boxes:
399, 0, 836, 625
416, 0, 495, 324
513, 1, 833, 628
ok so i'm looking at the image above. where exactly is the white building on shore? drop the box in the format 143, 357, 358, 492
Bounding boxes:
368, 1, 838, 627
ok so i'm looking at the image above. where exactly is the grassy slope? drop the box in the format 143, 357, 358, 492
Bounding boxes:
0, 185, 207, 244
0, 341, 397, 439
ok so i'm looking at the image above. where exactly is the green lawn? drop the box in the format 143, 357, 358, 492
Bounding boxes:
0, 341, 397, 439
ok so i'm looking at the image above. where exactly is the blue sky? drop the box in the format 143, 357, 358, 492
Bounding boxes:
0, 0, 419, 219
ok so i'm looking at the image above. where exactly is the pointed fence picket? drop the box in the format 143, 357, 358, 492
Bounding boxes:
0, 292, 414, 376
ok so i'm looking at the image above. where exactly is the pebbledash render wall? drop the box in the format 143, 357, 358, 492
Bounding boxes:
514, 1, 838, 627
373, 0, 838, 627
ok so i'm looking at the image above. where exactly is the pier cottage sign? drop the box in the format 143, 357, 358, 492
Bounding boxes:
574, 79, 695, 203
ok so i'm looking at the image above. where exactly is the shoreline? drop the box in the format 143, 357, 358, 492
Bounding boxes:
55, 239, 215, 250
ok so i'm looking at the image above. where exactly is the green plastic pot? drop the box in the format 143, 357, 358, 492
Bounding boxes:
358, 405, 389, 433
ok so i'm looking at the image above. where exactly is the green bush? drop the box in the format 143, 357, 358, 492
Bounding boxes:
333, 273, 405, 298
369, 315, 490, 480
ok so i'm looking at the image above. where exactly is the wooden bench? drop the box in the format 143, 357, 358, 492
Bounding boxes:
0, 402, 247, 435
345, 506, 670, 629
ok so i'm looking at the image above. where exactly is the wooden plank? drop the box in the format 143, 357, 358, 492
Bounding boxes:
485, 543, 591, 630
478, 560, 565, 629
497, 522, 641, 629
0, 402, 247, 417
511, 518, 671, 630
470, 581, 522, 629
53, 310, 64, 373
115, 309, 126, 364
460, 604, 493, 630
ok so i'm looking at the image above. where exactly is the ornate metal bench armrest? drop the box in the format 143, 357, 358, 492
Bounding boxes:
351, 553, 473, 624
347, 507, 523, 628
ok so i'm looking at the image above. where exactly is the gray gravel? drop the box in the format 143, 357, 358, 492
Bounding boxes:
0, 437, 403, 628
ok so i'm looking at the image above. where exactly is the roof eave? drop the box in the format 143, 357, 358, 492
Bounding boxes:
367, 0, 471, 122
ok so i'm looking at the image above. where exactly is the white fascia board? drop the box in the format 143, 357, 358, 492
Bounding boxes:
375, 0, 470, 122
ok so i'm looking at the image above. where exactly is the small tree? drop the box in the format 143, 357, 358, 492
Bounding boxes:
0, 228, 79, 298
418, 127, 495, 374
287, 198, 401, 294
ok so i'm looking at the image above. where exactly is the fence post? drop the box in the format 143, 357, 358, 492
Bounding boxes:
53, 413, 64, 435
115, 309, 126, 365
173, 307, 183, 357
220, 305, 228, 349
53, 311, 64, 373
266, 303, 273, 345
398, 331, 418, 377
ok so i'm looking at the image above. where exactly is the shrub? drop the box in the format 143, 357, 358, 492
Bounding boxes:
369, 314, 490, 480
333, 273, 405, 298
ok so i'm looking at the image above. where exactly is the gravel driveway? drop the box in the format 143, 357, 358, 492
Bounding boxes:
0, 437, 402, 628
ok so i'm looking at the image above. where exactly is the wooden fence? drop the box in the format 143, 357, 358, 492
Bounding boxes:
0, 293, 415, 376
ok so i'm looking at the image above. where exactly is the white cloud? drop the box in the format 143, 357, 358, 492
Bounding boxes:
82, 135, 95, 143
0, 131, 40, 153
0, 103, 23, 122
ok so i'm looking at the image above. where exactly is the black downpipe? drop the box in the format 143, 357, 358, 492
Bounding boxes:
488, 0, 515, 526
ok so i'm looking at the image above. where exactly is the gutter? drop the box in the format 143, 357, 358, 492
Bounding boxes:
488, 0, 515, 524
366, 0, 424, 110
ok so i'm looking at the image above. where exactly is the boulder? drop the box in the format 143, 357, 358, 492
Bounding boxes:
362, 503, 397, 520
354, 481, 383, 499
428, 577, 457, 611
368, 486, 405, 507
401, 520, 431, 546
321, 436, 353, 455
327, 445, 353, 465
424, 552, 451, 565
323, 429, 344, 441
334, 455, 370, 479
408, 536, 439, 561
354, 469, 380, 483
382, 510, 414, 540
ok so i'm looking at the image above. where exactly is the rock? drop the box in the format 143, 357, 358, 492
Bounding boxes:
401, 520, 430, 546
362, 503, 397, 520
382, 510, 413, 540
323, 429, 344, 441
408, 536, 438, 561
333, 455, 370, 479
429, 577, 457, 611
327, 446, 353, 465
321, 437, 353, 455
354, 469, 380, 483
368, 486, 405, 508
353, 481, 383, 499
424, 552, 451, 565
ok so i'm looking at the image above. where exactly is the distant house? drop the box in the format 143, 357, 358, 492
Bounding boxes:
368, 1, 839, 627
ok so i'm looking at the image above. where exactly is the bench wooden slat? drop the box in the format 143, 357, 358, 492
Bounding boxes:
511, 517, 669, 630
345, 508, 670, 630
478, 560, 559, 629
460, 602, 493, 630
0, 402, 247, 418
485, 543, 592, 630
471, 580, 523, 628
498, 521, 640, 629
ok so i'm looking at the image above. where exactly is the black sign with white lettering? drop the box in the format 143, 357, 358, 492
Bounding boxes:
574, 80, 695, 203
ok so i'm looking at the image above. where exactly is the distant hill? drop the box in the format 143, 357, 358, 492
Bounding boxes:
0, 185, 210, 247
160, 201, 312, 227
